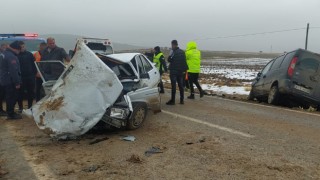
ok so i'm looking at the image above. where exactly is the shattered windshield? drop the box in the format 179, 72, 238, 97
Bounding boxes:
97, 55, 136, 79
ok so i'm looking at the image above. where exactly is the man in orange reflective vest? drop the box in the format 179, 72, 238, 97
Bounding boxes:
34, 42, 47, 101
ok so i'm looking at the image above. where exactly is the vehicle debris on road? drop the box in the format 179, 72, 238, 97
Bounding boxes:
121, 135, 136, 142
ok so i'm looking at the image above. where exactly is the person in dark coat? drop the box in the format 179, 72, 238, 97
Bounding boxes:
17, 42, 37, 110
0, 43, 7, 116
0, 41, 22, 119
166, 40, 188, 105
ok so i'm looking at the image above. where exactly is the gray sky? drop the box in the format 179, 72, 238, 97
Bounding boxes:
2, 0, 320, 52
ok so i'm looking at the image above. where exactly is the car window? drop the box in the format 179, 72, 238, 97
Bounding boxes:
36, 61, 65, 81
135, 56, 145, 75
98, 55, 136, 79
297, 58, 319, 73
281, 52, 296, 68
139, 55, 153, 72
270, 55, 284, 70
131, 58, 137, 72
261, 60, 274, 75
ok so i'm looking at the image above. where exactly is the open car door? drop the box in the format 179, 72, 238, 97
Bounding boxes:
35, 60, 66, 95
31, 40, 123, 139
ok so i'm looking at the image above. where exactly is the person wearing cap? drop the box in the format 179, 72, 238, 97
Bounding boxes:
0, 41, 23, 119
153, 46, 167, 93
17, 41, 37, 111
185, 41, 204, 99
166, 40, 188, 105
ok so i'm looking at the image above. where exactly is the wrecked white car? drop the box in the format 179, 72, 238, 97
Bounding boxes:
30, 40, 161, 139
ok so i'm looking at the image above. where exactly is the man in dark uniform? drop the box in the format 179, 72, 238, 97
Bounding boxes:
0, 43, 7, 116
17, 42, 37, 110
0, 41, 22, 119
166, 40, 188, 105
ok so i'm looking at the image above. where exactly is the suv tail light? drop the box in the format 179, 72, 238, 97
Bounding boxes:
288, 57, 298, 77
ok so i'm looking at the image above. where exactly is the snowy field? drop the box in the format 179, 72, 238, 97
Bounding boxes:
199, 58, 271, 95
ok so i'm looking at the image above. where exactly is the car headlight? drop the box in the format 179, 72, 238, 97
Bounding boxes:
110, 108, 129, 119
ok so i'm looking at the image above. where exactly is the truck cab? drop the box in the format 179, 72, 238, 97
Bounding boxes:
82, 37, 114, 55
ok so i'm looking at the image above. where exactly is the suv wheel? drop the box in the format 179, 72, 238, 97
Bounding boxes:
127, 102, 148, 130
247, 90, 254, 101
268, 86, 280, 105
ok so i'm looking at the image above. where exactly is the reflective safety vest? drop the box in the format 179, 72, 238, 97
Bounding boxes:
153, 52, 163, 70
34, 51, 41, 62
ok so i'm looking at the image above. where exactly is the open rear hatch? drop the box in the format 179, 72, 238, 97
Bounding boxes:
31, 40, 123, 139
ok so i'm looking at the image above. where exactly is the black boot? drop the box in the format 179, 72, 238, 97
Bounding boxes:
187, 94, 195, 99
7, 113, 22, 120
200, 91, 205, 98
166, 100, 175, 105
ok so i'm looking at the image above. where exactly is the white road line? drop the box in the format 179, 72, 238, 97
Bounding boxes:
162, 110, 254, 138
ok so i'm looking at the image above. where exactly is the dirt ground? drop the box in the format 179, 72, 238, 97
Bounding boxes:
1, 93, 320, 179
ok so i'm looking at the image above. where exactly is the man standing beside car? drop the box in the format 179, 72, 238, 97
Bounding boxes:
34, 42, 47, 102
153, 46, 167, 93
166, 40, 188, 105
0, 41, 22, 119
17, 42, 37, 111
0, 43, 7, 116
41, 37, 70, 62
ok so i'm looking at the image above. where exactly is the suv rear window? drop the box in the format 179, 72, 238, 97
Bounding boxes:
296, 53, 320, 73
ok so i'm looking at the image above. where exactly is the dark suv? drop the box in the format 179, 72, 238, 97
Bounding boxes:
249, 49, 320, 107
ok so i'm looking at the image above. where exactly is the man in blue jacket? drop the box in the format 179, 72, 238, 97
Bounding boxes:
0, 41, 22, 119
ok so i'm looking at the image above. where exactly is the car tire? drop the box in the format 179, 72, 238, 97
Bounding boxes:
268, 86, 280, 105
126, 102, 148, 130
247, 90, 254, 101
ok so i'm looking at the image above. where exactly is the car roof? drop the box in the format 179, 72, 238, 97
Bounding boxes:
106, 53, 141, 63
0, 37, 45, 41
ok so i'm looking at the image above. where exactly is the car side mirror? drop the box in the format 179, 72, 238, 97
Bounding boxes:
140, 73, 150, 79
257, 72, 262, 77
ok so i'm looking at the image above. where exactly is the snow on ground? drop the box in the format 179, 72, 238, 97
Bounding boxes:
201, 67, 258, 80
202, 58, 271, 66
201, 84, 250, 95
164, 58, 271, 96
200, 58, 270, 95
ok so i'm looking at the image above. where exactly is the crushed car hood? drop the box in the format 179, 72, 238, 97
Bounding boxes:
31, 40, 123, 139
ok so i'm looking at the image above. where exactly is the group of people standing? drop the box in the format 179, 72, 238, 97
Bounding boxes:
151, 40, 204, 105
0, 37, 69, 120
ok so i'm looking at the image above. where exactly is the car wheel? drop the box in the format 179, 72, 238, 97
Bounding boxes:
126, 102, 148, 130
268, 86, 279, 105
247, 90, 254, 101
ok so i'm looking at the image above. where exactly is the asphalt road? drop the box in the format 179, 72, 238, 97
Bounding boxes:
1, 93, 320, 179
